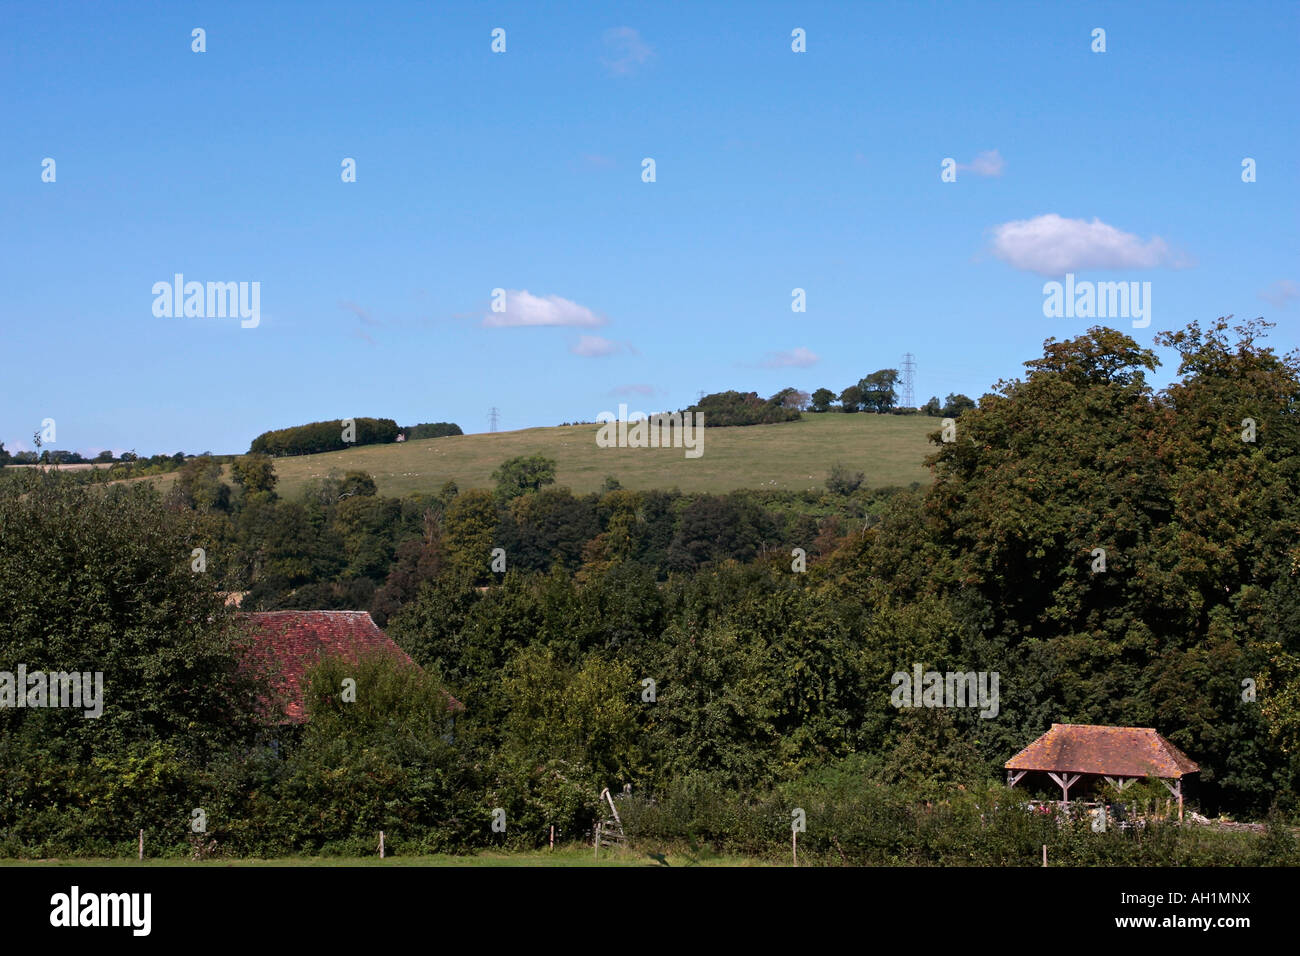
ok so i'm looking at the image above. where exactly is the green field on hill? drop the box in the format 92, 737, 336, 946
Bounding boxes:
258, 413, 939, 499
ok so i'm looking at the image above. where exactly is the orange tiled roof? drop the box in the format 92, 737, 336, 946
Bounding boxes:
237, 610, 462, 723
1005, 723, 1199, 779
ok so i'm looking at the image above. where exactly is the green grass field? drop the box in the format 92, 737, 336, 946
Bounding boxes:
253, 413, 939, 499
1, 847, 772, 867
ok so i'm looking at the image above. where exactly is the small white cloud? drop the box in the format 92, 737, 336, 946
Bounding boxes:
989, 213, 1179, 277
602, 27, 653, 76
759, 346, 819, 369
1260, 279, 1299, 308
484, 290, 607, 328
959, 149, 1005, 177
571, 334, 622, 357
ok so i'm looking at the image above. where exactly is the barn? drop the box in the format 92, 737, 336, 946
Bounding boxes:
236, 609, 462, 724
1005, 723, 1199, 819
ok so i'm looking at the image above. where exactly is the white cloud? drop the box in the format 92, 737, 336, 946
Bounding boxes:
1260, 279, 1299, 308
483, 290, 607, 328
602, 27, 653, 76
959, 149, 1005, 177
989, 213, 1178, 276
571, 334, 622, 357
759, 346, 819, 369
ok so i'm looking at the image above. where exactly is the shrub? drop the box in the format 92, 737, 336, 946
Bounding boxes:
826, 463, 864, 495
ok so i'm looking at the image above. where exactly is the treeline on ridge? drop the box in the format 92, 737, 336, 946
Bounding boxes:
679, 370, 975, 426
248, 418, 462, 456
679, 390, 803, 427
404, 422, 463, 440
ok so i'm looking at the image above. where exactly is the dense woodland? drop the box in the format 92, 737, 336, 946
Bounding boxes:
2, 318, 1299, 862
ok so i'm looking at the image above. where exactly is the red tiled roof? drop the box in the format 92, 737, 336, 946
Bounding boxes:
1006, 723, 1199, 779
236, 610, 462, 723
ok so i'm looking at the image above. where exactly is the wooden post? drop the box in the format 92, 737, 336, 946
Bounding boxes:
138, 829, 143, 861
1047, 772, 1082, 805
594, 823, 600, 860
1159, 777, 1185, 821
1042, 844, 1047, 867
550, 825, 555, 850
792, 828, 798, 867
379, 831, 385, 859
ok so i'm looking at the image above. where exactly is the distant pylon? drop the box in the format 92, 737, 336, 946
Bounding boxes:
900, 353, 916, 408
489, 407, 500, 432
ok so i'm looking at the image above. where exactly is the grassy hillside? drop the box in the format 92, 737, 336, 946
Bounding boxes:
259, 413, 939, 499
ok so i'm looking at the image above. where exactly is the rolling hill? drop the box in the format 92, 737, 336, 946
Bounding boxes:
257, 413, 941, 499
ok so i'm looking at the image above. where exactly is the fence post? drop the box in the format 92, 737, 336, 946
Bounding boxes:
138, 829, 143, 861
1042, 844, 1047, 867
379, 831, 385, 859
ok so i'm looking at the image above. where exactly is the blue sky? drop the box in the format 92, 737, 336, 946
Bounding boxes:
3, 0, 1297, 456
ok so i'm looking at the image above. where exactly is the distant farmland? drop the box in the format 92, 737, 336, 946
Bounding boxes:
246, 413, 939, 499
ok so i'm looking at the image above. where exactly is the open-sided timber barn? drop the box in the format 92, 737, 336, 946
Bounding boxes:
1005, 723, 1199, 820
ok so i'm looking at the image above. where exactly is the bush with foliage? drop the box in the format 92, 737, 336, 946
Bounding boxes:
402, 422, 463, 440
826, 463, 865, 495
680, 391, 801, 427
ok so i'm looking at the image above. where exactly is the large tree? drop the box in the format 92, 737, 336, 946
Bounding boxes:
940, 393, 976, 417
858, 369, 900, 413
492, 454, 558, 501
230, 453, 278, 498
169, 455, 231, 512
810, 388, 837, 413
0, 473, 264, 763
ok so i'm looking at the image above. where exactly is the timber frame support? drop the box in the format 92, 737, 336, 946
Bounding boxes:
1159, 777, 1185, 821
1046, 772, 1082, 804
